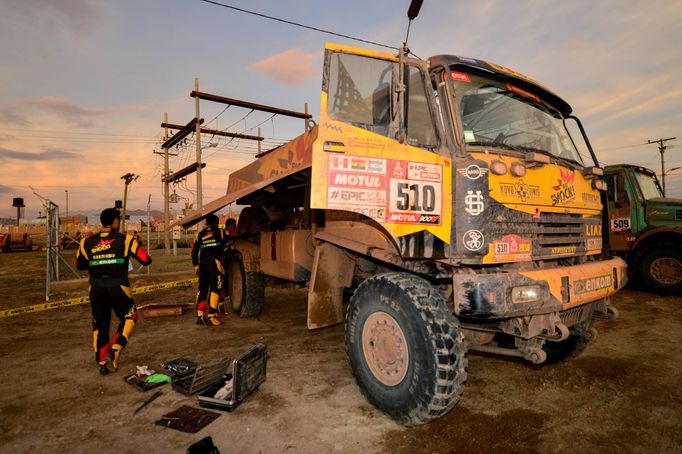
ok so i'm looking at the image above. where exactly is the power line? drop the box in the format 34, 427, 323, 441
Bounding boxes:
196, 0, 399, 51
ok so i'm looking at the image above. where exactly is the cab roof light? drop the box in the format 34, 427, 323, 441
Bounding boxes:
490, 159, 508, 175
592, 179, 608, 191
510, 162, 526, 177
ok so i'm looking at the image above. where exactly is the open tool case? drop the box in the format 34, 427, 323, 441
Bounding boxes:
198, 344, 267, 411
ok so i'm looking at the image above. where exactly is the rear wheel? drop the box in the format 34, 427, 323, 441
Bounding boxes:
345, 272, 467, 426
228, 253, 265, 317
637, 244, 682, 294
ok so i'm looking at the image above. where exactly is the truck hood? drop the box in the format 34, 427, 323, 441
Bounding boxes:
645, 198, 682, 225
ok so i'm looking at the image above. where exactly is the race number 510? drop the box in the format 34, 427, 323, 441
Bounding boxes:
610, 217, 631, 232
395, 182, 437, 212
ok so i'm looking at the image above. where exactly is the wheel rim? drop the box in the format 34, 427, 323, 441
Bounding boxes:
361, 311, 409, 386
650, 256, 682, 285
230, 261, 243, 312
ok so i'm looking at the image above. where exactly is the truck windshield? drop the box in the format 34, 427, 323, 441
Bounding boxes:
634, 171, 663, 199
450, 70, 582, 164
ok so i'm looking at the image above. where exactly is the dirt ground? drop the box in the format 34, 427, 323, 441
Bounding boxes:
0, 249, 680, 454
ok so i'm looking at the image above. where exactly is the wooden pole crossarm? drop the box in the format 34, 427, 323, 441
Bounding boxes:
161, 122, 263, 142
190, 90, 312, 120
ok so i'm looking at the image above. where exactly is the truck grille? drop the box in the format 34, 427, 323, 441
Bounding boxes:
536, 212, 586, 258
559, 304, 593, 328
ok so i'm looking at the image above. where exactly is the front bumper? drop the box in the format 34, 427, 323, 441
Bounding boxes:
453, 257, 627, 318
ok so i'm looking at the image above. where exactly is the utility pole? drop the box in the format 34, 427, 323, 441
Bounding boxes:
194, 78, 203, 210
120, 173, 139, 232
648, 137, 677, 196
163, 113, 170, 254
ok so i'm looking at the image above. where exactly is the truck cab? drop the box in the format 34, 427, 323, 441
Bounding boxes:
604, 164, 682, 293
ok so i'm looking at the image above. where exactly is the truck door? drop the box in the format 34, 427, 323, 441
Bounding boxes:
605, 170, 635, 251
310, 43, 452, 254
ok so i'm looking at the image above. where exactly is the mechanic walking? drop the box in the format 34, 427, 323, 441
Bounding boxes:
75, 208, 152, 375
192, 214, 228, 326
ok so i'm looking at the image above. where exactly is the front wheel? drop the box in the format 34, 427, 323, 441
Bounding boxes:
637, 244, 682, 295
345, 272, 467, 426
228, 253, 265, 317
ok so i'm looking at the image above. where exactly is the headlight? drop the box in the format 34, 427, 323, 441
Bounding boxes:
511, 285, 542, 304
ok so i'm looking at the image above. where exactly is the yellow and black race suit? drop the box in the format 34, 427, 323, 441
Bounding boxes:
75, 228, 151, 365
191, 226, 228, 319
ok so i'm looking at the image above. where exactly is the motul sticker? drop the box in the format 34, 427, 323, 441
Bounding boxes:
451, 71, 471, 83
610, 217, 631, 232
492, 234, 531, 261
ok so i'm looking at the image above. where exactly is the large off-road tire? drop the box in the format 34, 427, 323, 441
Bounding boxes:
345, 272, 467, 426
637, 243, 682, 295
228, 253, 265, 317
543, 313, 597, 364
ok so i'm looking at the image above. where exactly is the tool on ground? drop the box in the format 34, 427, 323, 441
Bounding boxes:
155, 405, 220, 433
134, 390, 163, 414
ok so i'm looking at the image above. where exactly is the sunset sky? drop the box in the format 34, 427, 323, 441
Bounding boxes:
1, 0, 681, 219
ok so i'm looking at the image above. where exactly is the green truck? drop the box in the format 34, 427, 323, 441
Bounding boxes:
603, 164, 682, 294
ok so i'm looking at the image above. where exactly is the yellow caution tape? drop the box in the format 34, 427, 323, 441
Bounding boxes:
0, 277, 198, 319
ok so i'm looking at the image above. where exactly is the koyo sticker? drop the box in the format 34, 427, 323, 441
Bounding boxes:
451, 71, 471, 83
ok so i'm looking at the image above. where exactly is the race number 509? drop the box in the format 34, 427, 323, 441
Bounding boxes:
611, 217, 631, 231
395, 182, 436, 212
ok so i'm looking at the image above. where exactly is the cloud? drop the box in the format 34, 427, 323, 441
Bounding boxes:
0, 0, 102, 36
0, 109, 29, 126
251, 49, 322, 85
0, 185, 12, 194
24, 96, 105, 127
0, 147, 79, 161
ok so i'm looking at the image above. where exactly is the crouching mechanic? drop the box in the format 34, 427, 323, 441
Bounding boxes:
192, 214, 228, 326
75, 208, 152, 375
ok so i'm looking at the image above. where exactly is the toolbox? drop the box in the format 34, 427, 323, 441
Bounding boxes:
198, 344, 267, 411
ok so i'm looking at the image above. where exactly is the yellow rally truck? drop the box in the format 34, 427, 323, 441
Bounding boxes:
181, 42, 626, 425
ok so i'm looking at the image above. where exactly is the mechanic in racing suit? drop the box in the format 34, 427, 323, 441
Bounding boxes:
75, 208, 152, 375
191, 213, 228, 326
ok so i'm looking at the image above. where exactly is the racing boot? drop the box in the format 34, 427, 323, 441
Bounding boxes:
107, 345, 122, 371
196, 299, 207, 324
98, 361, 110, 376
207, 313, 222, 326
207, 292, 222, 325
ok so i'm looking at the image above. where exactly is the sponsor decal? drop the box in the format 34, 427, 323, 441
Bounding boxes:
459, 56, 479, 65
458, 164, 488, 180
450, 71, 471, 83
464, 190, 485, 216
91, 239, 115, 253
499, 180, 540, 202
610, 217, 631, 232
582, 192, 600, 204
585, 224, 602, 236
463, 229, 485, 251
574, 274, 612, 295
493, 234, 532, 261
586, 237, 602, 250
551, 169, 576, 206
551, 245, 577, 255
327, 156, 443, 226
464, 130, 476, 142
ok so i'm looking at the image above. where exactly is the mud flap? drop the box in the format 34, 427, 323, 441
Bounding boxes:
307, 242, 355, 329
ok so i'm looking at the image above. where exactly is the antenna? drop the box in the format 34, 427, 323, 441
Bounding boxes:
405, 0, 424, 44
